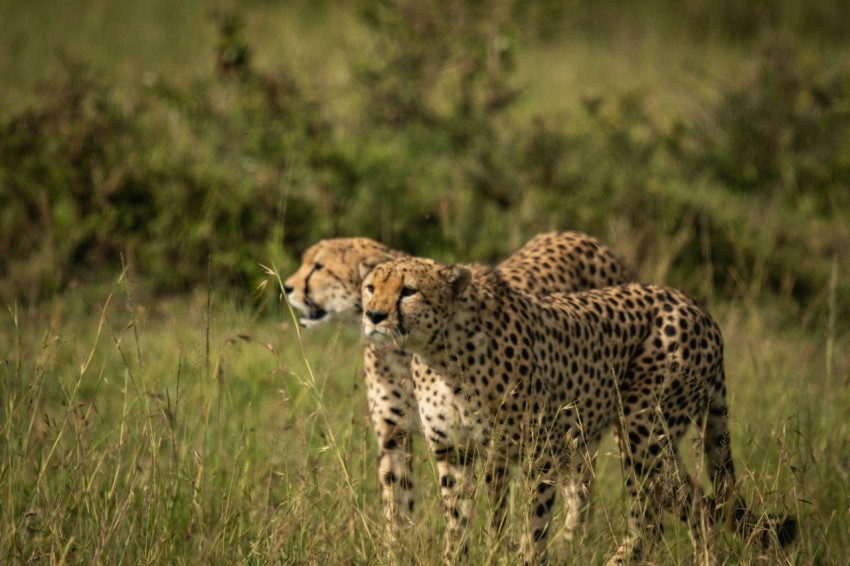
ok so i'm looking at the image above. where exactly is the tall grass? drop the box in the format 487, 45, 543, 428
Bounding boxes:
1, 267, 847, 564
0, 272, 375, 563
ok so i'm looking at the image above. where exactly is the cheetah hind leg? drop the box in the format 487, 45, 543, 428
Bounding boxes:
609, 444, 717, 566
607, 494, 664, 566
664, 450, 719, 566
607, 429, 665, 566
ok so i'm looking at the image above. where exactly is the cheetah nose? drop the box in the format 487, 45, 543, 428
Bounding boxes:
283, 283, 294, 294
366, 310, 388, 324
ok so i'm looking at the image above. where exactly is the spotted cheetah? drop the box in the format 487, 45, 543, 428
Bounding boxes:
361, 257, 796, 564
283, 233, 629, 536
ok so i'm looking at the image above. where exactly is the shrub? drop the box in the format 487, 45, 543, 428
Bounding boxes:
0, 2, 847, 327
693, 36, 850, 210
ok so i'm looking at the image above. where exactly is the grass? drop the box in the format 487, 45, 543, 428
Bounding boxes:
1, 268, 847, 564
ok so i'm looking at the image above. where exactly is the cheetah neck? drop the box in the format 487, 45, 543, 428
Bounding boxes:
412, 280, 496, 384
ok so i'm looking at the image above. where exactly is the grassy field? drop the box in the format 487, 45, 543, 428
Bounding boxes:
1, 0, 849, 563
1, 266, 847, 564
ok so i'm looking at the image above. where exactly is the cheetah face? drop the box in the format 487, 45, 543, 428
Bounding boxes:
361, 257, 471, 348
283, 238, 395, 327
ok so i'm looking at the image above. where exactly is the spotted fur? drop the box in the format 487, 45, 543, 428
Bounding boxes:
284, 234, 630, 540
362, 257, 796, 564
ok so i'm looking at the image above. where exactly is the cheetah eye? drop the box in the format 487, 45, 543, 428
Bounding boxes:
400, 286, 418, 298
313, 262, 323, 271
365, 284, 375, 294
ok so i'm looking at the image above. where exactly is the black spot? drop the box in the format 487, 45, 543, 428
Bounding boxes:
533, 525, 549, 541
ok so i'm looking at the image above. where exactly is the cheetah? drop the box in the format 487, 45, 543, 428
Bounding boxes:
361, 257, 796, 564
283, 233, 629, 537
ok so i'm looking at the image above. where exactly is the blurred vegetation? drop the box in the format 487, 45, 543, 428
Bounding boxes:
0, 0, 848, 327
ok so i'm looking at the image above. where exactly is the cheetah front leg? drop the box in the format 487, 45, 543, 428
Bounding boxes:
376, 428, 414, 527
484, 450, 511, 545
558, 441, 598, 548
411, 360, 478, 563
364, 345, 418, 541
432, 443, 477, 563
561, 467, 592, 544
520, 459, 559, 565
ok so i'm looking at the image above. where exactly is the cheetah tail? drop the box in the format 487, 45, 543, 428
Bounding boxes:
727, 500, 797, 548
703, 403, 797, 548
705, 495, 798, 548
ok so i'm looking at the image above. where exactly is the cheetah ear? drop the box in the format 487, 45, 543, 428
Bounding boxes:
357, 254, 394, 281
440, 265, 471, 296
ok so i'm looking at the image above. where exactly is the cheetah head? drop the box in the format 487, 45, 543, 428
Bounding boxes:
361, 257, 471, 348
283, 238, 398, 327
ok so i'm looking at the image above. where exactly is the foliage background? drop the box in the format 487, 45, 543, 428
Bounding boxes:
0, 0, 848, 563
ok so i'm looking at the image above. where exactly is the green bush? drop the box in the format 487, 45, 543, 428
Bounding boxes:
0, 62, 148, 296
0, 2, 847, 327
0, 18, 333, 299
694, 36, 850, 207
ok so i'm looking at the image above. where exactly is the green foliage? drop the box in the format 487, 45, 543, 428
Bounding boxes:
675, 0, 850, 40
0, 21, 332, 298
0, 0, 848, 326
666, 36, 850, 307
342, 0, 525, 258
4, 68, 148, 294
356, 0, 519, 127
695, 37, 850, 204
